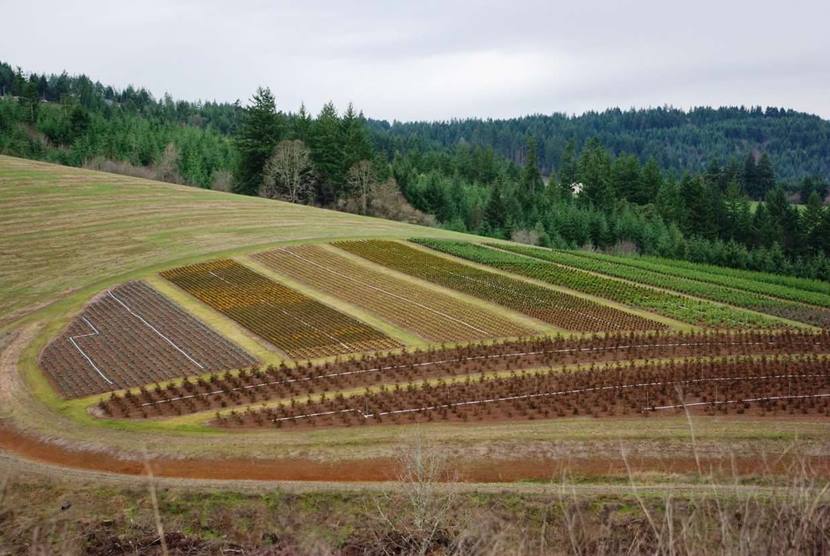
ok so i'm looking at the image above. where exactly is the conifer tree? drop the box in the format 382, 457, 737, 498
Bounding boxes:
309, 101, 343, 204
233, 87, 283, 195
577, 138, 614, 209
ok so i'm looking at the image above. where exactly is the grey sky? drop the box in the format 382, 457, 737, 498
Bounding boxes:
3, 0, 828, 120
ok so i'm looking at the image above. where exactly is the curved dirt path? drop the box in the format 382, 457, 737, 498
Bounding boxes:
3, 325, 830, 486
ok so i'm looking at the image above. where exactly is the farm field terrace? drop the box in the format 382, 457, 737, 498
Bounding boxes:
413, 238, 796, 329
251, 244, 536, 342
334, 240, 667, 332
159, 258, 402, 359
2, 155, 830, 490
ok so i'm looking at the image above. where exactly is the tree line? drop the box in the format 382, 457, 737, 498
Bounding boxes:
0, 61, 240, 187
368, 106, 830, 191
3, 60, 830, 279
393, 136, 830, 280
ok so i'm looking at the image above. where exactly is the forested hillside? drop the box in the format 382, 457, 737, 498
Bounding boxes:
369, 107, 830, 183
2, 60, 830, 280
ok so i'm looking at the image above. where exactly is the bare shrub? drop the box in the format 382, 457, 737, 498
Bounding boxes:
368, 435, 457, 555
260, 139, 313, 203
210, 169, 233, 192
346, 160, 376, 215
83, 145, 184, 185
339, 178, 435, 225
510, 228, 541, 246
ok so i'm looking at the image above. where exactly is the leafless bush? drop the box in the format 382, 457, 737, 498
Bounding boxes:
367, 435, 458, 555
210, 169, 233, 192
83, 145, 184, 185
510, 228, 541, 246
339, 178, 435, 225
260, 139, 314, 203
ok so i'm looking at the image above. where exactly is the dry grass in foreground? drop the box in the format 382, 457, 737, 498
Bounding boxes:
1, 438, 828, 555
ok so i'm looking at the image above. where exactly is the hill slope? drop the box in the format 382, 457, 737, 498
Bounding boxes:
0, 155, 464, 326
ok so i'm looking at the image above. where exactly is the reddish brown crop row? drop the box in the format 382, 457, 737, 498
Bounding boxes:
252, 245, 535, 342
160, 259, 402, 360
99, 329, 830, 419
39, 281, 256, 398
218, 356, 830, 428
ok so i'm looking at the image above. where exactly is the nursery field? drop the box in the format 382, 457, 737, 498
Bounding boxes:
414, 239, 788, 329
251, 244, 536, 342
39, 280, 256, 398
160, 259, 402, 360
219, 354, 830, 429
99, 329, 830, 419
492, 243, 830, 327
334, 240, 665, 332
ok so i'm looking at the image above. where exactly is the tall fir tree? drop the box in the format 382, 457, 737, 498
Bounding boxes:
558, 139, 578, 197
639, 158, 663, 204
577, 138, 614, 209
232, 87, 283, 195
755, 153, 776, 198
309, 101, 344, 204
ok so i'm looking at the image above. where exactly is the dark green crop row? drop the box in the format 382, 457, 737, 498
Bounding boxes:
569, 250, 830, 308
412, 239, 784, 330
492, 244, 830, 329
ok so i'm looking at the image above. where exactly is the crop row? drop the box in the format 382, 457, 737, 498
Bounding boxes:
40, 280, 256, 398
160, 259, 401, 360
493, 243, 830, 328
251, 245, 534, 342
333, 240, 663, 332
567, 250, 830, 308
216, 355, 830, 428
414, 239, 782, 329
636, 253, 830, 298
99, 329, 830, 418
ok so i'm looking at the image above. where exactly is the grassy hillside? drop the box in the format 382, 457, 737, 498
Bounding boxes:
0, 155, 465, 327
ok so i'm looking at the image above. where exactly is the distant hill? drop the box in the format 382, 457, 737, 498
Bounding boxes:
368, 107, 830, 182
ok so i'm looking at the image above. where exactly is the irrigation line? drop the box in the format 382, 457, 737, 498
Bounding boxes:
647, 393, 830, 411
269, 372, 830, 423
68, 316, 114, 385
272, 247, 491, 336
107, 289, 204, 369
135, 339, 827, 410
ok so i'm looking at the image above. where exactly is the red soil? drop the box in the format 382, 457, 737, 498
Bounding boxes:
2, 423, 829, 483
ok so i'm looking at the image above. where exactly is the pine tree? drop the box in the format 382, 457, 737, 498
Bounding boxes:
742, 153, 759, 198
803, 191, 824, 251
519, 137, 544, 223
291, 103, 312, 142
755, 153, 776, 198
232, 87, 283, 195
611, 153, 642, 204
309, 101, 344, 204
639, 158, 663, 204
341, 103, 371, 167
484, 179, 508, 235
558, 139, 578, 196
577, 138, 614, 209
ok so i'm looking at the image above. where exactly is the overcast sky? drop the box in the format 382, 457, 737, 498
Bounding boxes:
2, 0, 828, 121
